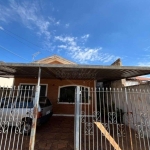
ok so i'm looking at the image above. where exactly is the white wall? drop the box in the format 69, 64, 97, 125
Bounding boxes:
0, 77, 14, 87
113, 84, 150, 137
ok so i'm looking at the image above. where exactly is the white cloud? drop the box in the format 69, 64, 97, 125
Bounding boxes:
56, 21, 60, 25
55, 35, 118, 63
58, 45, 67, 49
138, 62, 150, 66
0, 1, 119, 63
144, 46, 150, 51
65, 23, 70, 28
55, 36, 77, 46
10, 1, 51, 40
0, 26, 4, 30
0, 1, 59, 41
81, 34, 90, 40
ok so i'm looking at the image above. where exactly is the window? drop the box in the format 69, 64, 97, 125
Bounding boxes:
58, 85, 90, 104
19, 84, 47, 97
59, 86, 76, 103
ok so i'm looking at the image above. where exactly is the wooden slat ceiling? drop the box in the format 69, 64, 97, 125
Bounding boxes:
0, 63, 150, 81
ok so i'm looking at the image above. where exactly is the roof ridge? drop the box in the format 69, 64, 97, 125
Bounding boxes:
34, 55, 76, 64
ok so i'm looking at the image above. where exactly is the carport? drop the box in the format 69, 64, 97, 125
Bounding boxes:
0, 62, 150, 150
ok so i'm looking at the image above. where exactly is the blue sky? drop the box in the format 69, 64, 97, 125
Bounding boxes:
0, 0, 150, 66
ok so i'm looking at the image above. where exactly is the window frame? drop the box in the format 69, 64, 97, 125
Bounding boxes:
19, 83, 48, 97
58, 85, 90, 104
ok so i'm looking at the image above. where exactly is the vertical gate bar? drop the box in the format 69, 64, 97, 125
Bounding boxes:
131, 88, 138, 150
128, 89, 135, 149
3, 86, 14, 150
7, 86, 16, 150
16, 87, 26, 150
88, 88, 90, 150
137, 89, 145, 150
106, 88, 111, 150
110, 88, 115, 142
104, 88, 108, 150
113, 88, 119, 150
121, 89, 125, 150
95, 88, 98, 150
91, 88, 94, 150
84, 87, 87, 150
79, 87, 81, 150
99, 88, 102, 150
74, 86, 80, 150
144, 90, 150, 149
140, 89, 148, 150
123, 88, 129, 150
118, 88, 123, 150
1, 86, 9, 150
106, 89, 113, 150
29, 67, 41, 150
0, 86, 6, 150
131, 89, 140, 150
134, 89, 142, 149
125, 88, 133, 150
12, 86, 21, 150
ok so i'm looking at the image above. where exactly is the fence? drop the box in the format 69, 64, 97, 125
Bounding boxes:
75, 87, 150, 150
0, 85, 39, 150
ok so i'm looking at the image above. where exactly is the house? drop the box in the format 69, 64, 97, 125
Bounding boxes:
14, 55, 95, 115
125, 76, 150, 86
1, 55, 150, 149
1, 55, 150, 117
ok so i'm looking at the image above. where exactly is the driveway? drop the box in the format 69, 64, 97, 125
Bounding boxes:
34, 116, 74, 150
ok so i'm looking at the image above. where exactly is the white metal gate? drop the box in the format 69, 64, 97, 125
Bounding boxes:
0, 85, 40, 150
75, 86, 150, 150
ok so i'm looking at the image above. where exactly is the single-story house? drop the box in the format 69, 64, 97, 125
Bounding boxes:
1, 55, 148, 116
1, 55, 150, 150
14, 55, 96, 115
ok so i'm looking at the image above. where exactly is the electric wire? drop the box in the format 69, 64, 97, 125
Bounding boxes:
0, 45, 29, 62
0, 27, 48, 61
2, 28, 43, 51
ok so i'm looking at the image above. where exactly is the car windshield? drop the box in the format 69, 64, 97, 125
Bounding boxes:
39, 97, 52, 108
0, 97, 51, 108
0, 97, 14, 108
15, 97, 34, 108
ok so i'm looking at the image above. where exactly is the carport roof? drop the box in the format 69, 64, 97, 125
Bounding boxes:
0, 62, 150, 81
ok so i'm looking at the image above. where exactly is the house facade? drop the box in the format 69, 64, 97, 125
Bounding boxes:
13, 55, 95, 115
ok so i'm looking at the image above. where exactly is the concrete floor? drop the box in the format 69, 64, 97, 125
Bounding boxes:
34, 116, 74, 150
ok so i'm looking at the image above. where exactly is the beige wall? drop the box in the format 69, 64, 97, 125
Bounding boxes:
0, 77, 14, 87
113, 83, 150, 137
111, 58, 126, 88
14, 78, 95, 115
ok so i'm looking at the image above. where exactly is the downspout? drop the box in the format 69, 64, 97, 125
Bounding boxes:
29, 67, 41, 150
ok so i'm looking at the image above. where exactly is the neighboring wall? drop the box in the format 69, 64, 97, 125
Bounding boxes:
14, 78, 95, 115
110, 58, 126, 88
0, 77, 14, 87
114, 83, 150, 137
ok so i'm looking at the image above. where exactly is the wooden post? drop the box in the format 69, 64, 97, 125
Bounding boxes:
94, 122, 122, 150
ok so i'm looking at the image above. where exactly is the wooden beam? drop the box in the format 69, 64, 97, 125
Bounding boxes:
94, 122, 122, 150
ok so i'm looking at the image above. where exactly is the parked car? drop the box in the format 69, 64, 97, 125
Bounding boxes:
0, 96, 53, 135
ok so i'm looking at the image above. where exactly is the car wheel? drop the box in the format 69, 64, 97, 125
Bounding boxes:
22, 118, 32, 136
